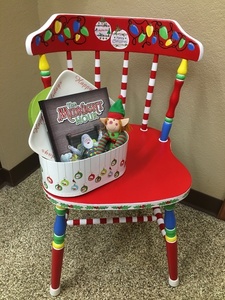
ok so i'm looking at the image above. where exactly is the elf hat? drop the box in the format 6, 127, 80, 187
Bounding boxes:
107, 97, 125, 120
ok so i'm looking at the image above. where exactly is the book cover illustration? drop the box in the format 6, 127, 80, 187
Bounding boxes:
28, 70, 101, 161
39, 87, 110, 162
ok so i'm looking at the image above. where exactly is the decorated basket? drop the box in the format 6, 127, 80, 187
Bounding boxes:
29, 70, 129, 197
39, 133, 128, 197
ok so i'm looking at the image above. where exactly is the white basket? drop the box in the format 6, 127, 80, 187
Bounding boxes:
39, 134, 128, 197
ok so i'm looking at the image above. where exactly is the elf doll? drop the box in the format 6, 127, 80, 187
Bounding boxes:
97, 97, 129, 154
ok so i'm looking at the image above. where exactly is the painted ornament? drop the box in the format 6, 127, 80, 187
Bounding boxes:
47, 176, 53, 184
75, 171, 83, 179
88, 173, 95, 181
95, 19, 111, 41
55, 184, 63, 191
71, 183, 79, 191
81, 185, 88, 193
120, 159, 125, 167
111, 159, 117, 166
95, 176, 101, 183
61, 178, 70, 186
101, 168, 107, 176
114, 171, 120, 178
111, 29, 129, 49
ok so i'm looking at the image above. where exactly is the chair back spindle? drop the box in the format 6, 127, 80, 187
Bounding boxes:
120, 51, 129, 106
66, 51, 74, 71
141, 53, 159, 131
94, 50, 101, 88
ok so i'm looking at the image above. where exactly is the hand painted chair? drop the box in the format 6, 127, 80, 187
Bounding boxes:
25, 14, 203, 296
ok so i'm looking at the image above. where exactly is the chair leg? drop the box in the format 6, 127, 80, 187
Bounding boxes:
50, 205, 67, 297
164, 205, 179, 287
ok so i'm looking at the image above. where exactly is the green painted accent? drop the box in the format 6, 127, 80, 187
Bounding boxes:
40, 70, 50, 76
73, 205, 85, 210
159, 26, 168, 39
60, 203, 68, 208
165, 117, 173, 123
53, 234, 65, 244
63, 27, 71, 38
28, 87, 51, 127
85, 206, 95, 210
145, 204, 153, 209
80, 26, 89, 37
51, 199, 58, 205
99, 206, 110, 210
55, 206, 67, 216
133, 205, 142, 209
178, 38, 185, 48
176, 74, 186, 80
164, 204, 175, 211
165, 228, 176, 237
138, 33, 146, 43
44, 30, 52, 41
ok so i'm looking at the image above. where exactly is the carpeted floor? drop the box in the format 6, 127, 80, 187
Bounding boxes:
0, 169, 225, 300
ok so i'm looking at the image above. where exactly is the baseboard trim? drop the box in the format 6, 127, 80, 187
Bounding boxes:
182, 189, 224, 219
0, 155, 224, 220
0, 153, 40, 188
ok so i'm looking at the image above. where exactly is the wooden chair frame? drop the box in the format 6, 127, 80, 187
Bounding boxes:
26, 14, 203, 296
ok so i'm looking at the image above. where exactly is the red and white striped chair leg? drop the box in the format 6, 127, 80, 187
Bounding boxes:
67, 215, 157, 226
153, 206, 166, 236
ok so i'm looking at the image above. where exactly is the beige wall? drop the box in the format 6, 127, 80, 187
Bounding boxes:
1, 1, 225, 200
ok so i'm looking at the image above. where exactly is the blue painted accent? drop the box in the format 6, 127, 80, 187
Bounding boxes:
160, 121, 172, 141
130, 24, 139, 36
54, 215, 67, 236
35, 36, 41, 46
172, 31, 179, 41
151, 36, 157, 44
188, 42, 195, 51
58, 34, 64, 42
73, 20, 80, 33
164, 209, 176, 229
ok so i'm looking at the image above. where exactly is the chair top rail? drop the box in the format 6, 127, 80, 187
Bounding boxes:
26, 13, 203, 61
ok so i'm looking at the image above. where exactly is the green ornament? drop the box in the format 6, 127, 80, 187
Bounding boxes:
63, 27, 71, 38
44, 30, 52, 41
159, 26, 168, 40
138, 33, 146, 43
178, 38, 185, 48
80, 26, 89, 36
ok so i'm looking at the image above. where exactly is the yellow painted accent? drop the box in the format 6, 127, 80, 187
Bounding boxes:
54, 20, 62, 34
52, 241, 64, 249
39, 54, 50, 72
165, 39, 172, 46
177, 59, 188, 75
165, 235, 177, 243
56, 205, 64, 211
146, 25, 153, 37
75, 34, 81, 41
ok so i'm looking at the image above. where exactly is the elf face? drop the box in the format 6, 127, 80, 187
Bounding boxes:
106, 118, 120, 133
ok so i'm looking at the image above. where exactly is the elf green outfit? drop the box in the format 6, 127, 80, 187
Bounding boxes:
97, 99, 128, 154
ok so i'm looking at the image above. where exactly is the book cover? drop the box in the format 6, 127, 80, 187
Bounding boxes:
39, 87, 110, 162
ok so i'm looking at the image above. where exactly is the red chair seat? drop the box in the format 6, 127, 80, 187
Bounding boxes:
44, 124, 191, 209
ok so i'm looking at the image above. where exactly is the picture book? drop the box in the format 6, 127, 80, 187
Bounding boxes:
39, 87, 110, 162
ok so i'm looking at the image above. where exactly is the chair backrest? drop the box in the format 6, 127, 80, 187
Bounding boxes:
25, 14, 203, 140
